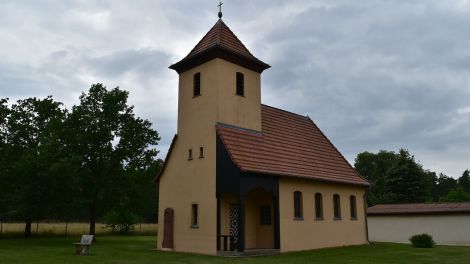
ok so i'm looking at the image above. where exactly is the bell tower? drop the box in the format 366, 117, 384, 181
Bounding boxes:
170, 18, 270, 137
157, 14, 270, 255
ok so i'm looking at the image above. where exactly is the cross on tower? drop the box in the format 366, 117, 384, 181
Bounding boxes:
218, 1, 223, 18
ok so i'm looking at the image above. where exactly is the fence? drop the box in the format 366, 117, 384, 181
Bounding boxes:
0, 221, 157, 237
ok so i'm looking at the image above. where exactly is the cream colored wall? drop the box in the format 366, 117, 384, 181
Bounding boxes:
158, 58, 262, 255
247, 189, 275, 249
368, 215, 470, 245
215, 60, 261, 132
279, 178, 368, 252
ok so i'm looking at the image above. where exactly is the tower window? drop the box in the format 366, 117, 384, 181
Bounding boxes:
191, 203, 199, 228
333, 194, 341, 220
199, 147, 204, 158
236, 72, 244, 96
188, 149, 193, 160
193, 72, 201, 97
315, 193, 323, 220
293, 191, 303, 220
350, 195, 357, 219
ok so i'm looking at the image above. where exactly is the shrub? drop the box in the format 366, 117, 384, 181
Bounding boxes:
409, 233, 435, 248
103, 209, 139, 234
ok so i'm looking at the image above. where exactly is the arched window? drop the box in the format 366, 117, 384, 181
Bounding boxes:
350, 195, 357, 219
333, 194, 341, 220
293, 191, 303, 220
314, 193, 323, 220
236, 72, 244, 96
193, 72, 201, 97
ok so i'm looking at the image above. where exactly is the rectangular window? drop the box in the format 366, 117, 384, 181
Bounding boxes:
259, 206, 271, 225
350, 195, 357, 219
333, 194, 341, 220
191, 204, 199, 228
188, 149, 193, 160
199, 147, 204, 158
315, 193, 323, 220
193, 72, 201, 97
236, 72, 244, 96
294, 191, 303, 220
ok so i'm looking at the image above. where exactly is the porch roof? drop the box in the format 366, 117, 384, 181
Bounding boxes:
216, 105, 369, 187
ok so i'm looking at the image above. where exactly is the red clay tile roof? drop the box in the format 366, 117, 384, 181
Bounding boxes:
216, 105, 369, 186
367, 203, 470, 215
186, 19, 254, 59
170, 19, 270, 73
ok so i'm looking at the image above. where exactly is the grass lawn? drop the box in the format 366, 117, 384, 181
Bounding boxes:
0, 236, 469, 264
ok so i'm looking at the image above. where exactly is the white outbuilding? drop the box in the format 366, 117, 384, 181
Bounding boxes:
367, 202, 470, 245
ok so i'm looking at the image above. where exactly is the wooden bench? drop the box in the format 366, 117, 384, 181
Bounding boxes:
73, 235, 94, 255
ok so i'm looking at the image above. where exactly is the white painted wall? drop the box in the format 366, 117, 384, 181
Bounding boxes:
368, 215, 470, 245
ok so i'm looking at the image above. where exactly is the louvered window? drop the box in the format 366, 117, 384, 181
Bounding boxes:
193, 72, 201, 97
236, 72, 244, 96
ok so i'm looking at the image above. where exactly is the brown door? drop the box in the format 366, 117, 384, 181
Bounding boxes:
162, 208, 174, 249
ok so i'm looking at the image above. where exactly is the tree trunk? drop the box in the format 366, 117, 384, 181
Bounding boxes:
89, 202, 97, 242
25, 219, 32, 238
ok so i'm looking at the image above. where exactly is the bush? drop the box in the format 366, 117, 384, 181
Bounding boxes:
103, 209, 139, 234
409, 233, 435, 248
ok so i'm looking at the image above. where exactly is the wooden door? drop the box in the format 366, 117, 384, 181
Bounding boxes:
162, 208, 174, 249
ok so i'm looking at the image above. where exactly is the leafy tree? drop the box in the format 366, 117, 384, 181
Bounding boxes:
355, 150, 399, 205
5, 97, 68, 237
433, 173, 458, 201
439, 188, 470, 202
383, 149, 430, 203
0, 98, 10, 222
459, 170, 470, 193
66, 84, 160, 235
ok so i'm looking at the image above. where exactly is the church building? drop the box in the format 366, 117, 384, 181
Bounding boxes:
156, 12, 369, 255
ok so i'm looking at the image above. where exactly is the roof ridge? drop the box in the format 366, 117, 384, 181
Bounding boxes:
217, 19, 254, 57
216, 19, 222, 45
262, 104, 309, 120
216, 122, 262, 135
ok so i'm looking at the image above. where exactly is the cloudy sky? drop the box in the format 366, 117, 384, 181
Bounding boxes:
1, 0, 469, 177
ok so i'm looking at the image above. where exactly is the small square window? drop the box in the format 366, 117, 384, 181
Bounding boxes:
199, 147, 204, 158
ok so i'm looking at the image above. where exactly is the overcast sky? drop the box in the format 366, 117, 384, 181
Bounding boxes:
1, 0, 469, 178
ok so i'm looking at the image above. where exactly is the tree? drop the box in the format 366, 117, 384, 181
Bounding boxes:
433, 173, 458, 201
459, 170, 470, 193
0, 98, 10, 223
5, 97, 68, 237
354, 150, 399, 205
440, 188, 470, 202
383, 149, 430, 203
66, 84, 160, 235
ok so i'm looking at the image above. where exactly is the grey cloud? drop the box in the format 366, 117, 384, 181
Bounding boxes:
0, 0, 469, 176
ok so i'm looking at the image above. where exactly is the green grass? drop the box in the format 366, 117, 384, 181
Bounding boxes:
0, 236, 469, 264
